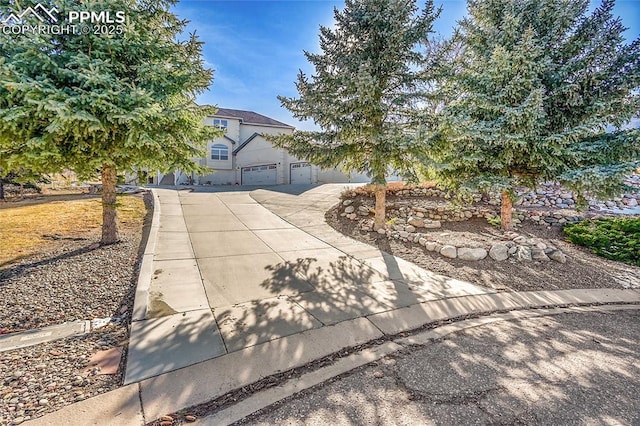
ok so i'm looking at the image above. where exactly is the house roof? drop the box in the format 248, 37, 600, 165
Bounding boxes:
213, 108, 294, 129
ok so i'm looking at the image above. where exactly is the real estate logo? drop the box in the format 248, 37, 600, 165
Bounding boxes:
1, 3, 59, 24
1, 2, 126, 35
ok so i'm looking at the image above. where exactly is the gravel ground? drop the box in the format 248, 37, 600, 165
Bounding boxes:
326, 197, 640, 291
0, 193, 149, 425
0, 324, 128, 425
0, 235, 141, 334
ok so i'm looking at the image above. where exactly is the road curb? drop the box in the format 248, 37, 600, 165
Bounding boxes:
195, 304, 640, 425
131, 189, 160, 322
137, 292, 640, 422
138, 317, 382, 421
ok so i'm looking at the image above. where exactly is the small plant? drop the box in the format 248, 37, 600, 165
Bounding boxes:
563, 217, 640, 266
486, 216, 502, 229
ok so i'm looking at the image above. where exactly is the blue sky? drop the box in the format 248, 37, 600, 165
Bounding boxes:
172, 0, 640, 130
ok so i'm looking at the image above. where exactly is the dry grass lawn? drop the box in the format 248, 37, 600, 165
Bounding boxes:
0, 194, 147, 267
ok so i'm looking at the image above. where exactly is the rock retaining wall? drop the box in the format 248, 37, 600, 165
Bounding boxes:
338, 177, 640, 264
345, 176, 640, 227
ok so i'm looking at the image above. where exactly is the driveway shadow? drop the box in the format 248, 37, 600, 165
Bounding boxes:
238, 309, 640, 425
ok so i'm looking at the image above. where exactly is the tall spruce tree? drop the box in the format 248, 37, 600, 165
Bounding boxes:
426, 0, 640, 230
270, 0, 440, 229
0, 0, 218, 243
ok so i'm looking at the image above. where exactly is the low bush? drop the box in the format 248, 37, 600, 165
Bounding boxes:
563, 217, 640, 266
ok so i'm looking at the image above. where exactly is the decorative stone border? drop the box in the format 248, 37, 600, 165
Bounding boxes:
339, 178, 640, 263
396, 227, 565, 263
340, 200, 569, 263
346, 175, 640, 221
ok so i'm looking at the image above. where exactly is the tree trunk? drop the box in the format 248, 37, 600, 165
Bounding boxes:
373, 184, 386, 231
101, 164, 119, 245
500, 190, 513, 231
0, 179, 5, 201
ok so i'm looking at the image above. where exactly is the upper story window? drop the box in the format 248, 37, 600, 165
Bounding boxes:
211, 143, 229, 161
213, 119, 228, 130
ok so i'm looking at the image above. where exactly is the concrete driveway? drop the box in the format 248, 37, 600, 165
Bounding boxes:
124, 185, 493, 383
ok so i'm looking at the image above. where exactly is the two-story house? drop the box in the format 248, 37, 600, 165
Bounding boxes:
151, 108, 377, 186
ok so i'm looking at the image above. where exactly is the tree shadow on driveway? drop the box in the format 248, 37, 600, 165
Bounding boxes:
239, 309, 640, 425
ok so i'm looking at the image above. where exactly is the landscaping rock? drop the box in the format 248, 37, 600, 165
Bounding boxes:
344, 206, 355, 214
407, 217, 424, 228
440, 245, 457, 259
489, 244, 509, 261
423, 220, 442, 229
548, 250, 567, 263
531, 248, 550, 261
425, 242, 438, 252
515, 246, 532, 261
405, 225, 416, 233
513, 236, 529, 244
458, 247, 488, 261
342, 199, 353, 206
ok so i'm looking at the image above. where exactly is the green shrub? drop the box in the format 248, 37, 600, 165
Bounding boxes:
564, 217, 640, 266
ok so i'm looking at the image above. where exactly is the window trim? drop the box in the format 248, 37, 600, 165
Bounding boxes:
211, 143, 229, 161
213, 119, 228, 130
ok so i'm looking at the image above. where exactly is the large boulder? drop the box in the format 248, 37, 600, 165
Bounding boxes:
548, 250, 567, 263
458, 247, 488, 261
440, 245, 457, 259
531, 248, 550, 261
489, 244, 509, 261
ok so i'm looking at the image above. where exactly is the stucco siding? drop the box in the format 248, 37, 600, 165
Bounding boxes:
204, 116, 241, 142
239, 124, 292, 141
197, 170, 237, 186
206, 138, 233, 170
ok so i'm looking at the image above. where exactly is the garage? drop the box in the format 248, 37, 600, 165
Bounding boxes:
241, 164, 277, 185
290, 162, 312, 184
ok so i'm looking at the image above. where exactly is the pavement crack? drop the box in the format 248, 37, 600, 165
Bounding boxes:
388, 368, 502, 405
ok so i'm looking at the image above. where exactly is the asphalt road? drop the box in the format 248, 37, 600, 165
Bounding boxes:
236, 309, 640, 425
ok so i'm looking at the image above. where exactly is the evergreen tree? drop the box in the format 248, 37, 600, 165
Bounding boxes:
426, 0, 640, 230
0, 0, 218, 243
0, 167, 48, 201
270, 0, 441, 229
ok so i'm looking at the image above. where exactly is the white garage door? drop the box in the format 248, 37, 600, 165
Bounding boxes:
241, 164, 277, 185
290, 162, 312, 184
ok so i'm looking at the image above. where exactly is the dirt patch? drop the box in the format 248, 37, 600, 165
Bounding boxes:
327, 196, 640, 292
